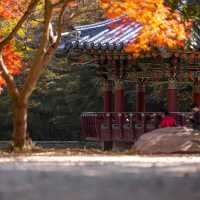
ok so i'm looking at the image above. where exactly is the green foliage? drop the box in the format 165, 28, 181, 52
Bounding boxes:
167, 0, 200, 20
0, 55, 102, 140
27, 55, 102, 140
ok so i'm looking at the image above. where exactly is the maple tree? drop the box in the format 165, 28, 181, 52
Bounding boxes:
100, 0, 192, 56
0, 0, 78, 148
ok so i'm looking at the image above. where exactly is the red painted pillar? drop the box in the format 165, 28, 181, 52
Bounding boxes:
114, 80, 124, 112
193, 80, 200, 107
136, 81, 145, 112
168, 78, 177, 112
102, 80, 112, 112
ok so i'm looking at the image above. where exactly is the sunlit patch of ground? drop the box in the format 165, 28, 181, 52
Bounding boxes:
0, 150, 200, 200
0, 148, 127, 157
0, 148, 200, 169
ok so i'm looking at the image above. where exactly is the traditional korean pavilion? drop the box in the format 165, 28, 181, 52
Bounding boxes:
59, 16, 200, 145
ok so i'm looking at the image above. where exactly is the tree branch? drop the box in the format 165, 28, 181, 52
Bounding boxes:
21, 0, 79, 100
21, 0, 54, 100
53, 1, 68, 47
31, 0, 68, 70
35, 2, 68, 71
0, 0, 39, 50
70, 59, 97, 67
0, 53, 19, 98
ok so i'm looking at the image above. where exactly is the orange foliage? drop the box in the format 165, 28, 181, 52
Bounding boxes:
0, 43, 22, 87
3, 44, 22, 75
0, 0, 23, 87
100, 0, 192, 56
0, 0, 23, 18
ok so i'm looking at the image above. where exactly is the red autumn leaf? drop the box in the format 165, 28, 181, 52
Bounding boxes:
0, 0, 23, 88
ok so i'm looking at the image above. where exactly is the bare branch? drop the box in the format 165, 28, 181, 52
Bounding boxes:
70, 59, 97, 67
49, 23, 57, 44
42, 1, 68, 63
49, 3, 67, 45
0, 0, 39, 50
0, 53, 19, 98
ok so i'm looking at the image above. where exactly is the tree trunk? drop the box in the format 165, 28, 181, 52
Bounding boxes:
12, 98, 28, 147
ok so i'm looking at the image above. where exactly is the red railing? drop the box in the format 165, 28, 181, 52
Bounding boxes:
81, 112, 192, 142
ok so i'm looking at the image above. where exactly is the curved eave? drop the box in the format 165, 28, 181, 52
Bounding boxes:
59, 16, 142, 53
58, 17, 200, 54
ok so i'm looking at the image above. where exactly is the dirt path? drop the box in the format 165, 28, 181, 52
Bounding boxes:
0, 155, 200, 200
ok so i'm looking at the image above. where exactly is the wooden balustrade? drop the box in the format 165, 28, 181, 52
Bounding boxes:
81, 112, 192, 142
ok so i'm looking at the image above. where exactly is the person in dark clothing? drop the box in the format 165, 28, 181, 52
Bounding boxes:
190, 104, 200, 130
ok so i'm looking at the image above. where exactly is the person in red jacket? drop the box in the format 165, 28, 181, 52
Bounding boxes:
160, 111, 176, 128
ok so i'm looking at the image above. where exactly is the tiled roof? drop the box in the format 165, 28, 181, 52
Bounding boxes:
59, 16, 142, 52
58, 16, 200, 53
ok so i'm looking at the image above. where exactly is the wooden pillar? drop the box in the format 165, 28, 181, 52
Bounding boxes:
114, 80, 124, 112
136, 80, 145, 112
102, 80, 112, 112
168, 78, 177, 112
193, 79, 200, 107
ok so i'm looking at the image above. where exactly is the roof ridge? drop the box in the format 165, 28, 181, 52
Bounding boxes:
74, 16, 125, 31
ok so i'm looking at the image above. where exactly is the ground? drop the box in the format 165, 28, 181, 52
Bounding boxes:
0, 152, 200, 200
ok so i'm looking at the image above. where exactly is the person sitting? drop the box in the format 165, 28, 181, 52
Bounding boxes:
160, 111, 176, 128
190, 104, 200, 130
